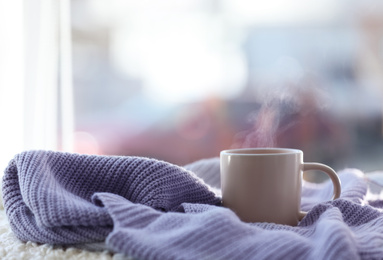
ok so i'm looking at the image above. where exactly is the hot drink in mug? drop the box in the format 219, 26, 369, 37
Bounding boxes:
220, 148, 341, 226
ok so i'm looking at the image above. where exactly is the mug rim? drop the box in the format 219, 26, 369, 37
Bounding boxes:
221, 148, 302, 156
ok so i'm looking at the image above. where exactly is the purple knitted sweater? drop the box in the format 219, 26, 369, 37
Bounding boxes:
2, 150, 383, 259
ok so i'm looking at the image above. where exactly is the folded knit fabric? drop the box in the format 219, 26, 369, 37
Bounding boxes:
2, 150, 220, 245
2, 150, 383, 259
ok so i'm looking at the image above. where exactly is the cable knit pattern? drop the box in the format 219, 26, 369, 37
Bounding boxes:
2, 150, 383, 259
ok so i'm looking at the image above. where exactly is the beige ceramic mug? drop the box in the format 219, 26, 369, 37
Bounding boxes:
220, 148, 341, 226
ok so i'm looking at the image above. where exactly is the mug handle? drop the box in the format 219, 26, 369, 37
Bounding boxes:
298, 162, 342, 220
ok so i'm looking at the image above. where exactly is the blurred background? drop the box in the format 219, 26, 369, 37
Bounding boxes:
1, 0, 383, 177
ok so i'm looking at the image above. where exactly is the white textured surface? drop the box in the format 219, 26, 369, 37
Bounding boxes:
0, 185, 129, 260
0, 209, 132, 260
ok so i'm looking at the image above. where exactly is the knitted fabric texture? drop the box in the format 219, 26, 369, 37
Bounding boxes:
2, 150, 383, 260
2, 150, 220, 245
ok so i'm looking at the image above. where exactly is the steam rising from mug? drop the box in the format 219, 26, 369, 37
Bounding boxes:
233, 80, 330, 148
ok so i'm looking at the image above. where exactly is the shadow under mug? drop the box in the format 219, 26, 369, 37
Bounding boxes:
220, 148, 341, 226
